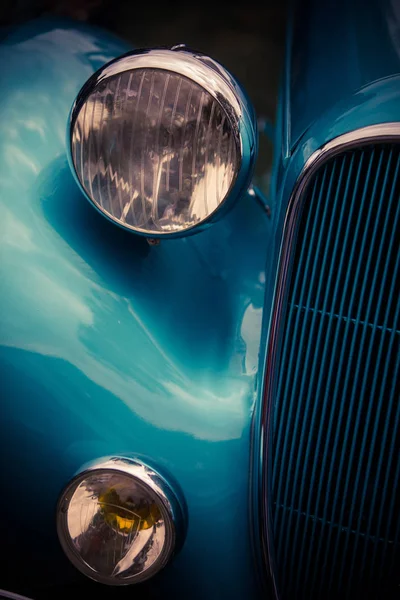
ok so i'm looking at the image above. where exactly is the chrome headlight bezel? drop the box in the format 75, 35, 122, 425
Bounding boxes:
68, 47, 258, 238
56, 457, 186, 586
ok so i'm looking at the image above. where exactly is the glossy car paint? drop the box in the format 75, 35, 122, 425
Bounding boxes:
288, 0, 400, 152
1, 0, 399, 597
0, 16, 273, 600
251, 0, 400, 595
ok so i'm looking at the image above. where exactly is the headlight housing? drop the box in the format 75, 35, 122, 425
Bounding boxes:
68, 48, 257, 237
57, 457, 186, 585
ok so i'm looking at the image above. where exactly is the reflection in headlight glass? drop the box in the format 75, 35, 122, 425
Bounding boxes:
72, 69, 239, 233
65, 472, 167, 581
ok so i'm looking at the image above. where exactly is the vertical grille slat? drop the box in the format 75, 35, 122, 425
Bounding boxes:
346, 151, 400, 596
273, 168, 328, 495
270, 142, 400, 600
289, 155, 356, 585
317, 149, 388, 598
279, 163, 339, 554
291, 151, 365, 592
281, 156, 351, 574
310, 149, 378, 591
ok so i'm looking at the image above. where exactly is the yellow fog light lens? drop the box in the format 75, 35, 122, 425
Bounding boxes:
57, 457, 185, 585
99, 487, 161, 532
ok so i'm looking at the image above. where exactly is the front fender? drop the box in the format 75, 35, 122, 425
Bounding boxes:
0, 17, 273, 599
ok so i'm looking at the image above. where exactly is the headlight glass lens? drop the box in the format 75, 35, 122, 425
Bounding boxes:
71, 68, 239, 234
57, 468, 174, 585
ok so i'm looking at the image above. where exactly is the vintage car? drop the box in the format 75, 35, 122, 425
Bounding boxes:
0, 0, 399, 599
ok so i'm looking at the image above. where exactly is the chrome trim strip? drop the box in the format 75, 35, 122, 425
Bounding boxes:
84, 50, 247, 125
258, 123, 400, 599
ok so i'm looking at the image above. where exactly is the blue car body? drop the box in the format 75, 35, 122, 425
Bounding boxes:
0, 0, 398, 598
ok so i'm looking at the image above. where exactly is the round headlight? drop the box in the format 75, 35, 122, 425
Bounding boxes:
57, 457, 185, 585
69, 48, 257, 237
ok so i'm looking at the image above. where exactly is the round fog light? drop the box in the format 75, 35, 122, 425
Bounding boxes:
57, 457, 185, 585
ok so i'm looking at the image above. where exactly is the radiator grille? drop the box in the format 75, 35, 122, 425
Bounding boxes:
271, 142, 400, 600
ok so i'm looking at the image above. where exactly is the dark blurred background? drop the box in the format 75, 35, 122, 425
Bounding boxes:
1, 0, 287, 162
1, 1, 286, 118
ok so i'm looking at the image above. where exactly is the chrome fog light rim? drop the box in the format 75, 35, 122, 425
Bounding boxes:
68, 48, 257, 238
57, 457, 185, 586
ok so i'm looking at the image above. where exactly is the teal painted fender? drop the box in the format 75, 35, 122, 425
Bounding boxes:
0, 17, 273, 600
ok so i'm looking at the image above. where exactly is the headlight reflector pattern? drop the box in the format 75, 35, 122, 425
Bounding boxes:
72, 69, 238, 233
69, 49, 257, 236
57, 458, 184, 585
